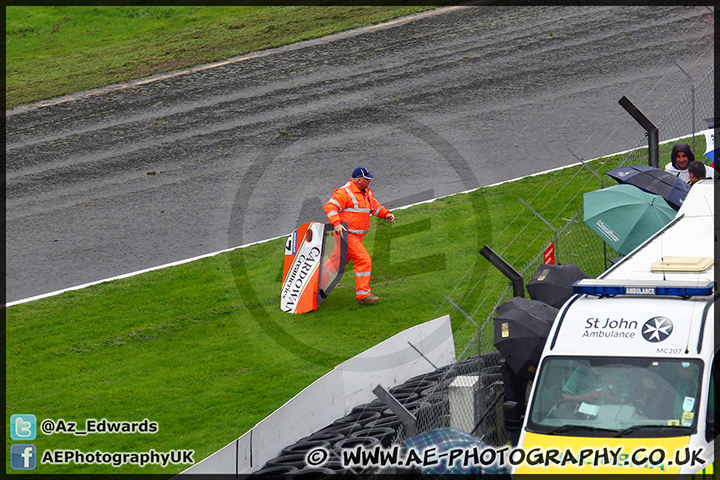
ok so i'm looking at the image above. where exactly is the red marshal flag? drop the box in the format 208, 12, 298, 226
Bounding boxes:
543, 242, 556, 265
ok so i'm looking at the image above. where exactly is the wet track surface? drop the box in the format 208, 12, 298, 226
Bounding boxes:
6, 6, 714, 303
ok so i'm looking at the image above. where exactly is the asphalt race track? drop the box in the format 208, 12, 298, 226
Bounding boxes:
6, 6, 714, 303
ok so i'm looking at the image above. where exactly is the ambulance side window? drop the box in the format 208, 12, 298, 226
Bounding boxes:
707, 356, 717, 443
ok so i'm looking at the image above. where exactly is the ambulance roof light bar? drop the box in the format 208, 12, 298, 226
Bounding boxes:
572, 278, 715, 298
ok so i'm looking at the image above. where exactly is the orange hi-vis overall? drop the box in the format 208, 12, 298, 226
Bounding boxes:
323, 181, 391, 300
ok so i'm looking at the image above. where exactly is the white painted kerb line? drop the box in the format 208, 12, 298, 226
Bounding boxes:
8, 134, 687, 308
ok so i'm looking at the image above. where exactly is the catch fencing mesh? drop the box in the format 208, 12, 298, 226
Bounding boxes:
619, 68, 715, 172
394, 67, 714, 448
296, 68, 714, 476
262, 68, 713, 479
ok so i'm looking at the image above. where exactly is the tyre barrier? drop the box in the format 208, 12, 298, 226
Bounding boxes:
381, 407, 401, 418
453, 358, 480, 376
389, 379, 436, 395
400, 353, 503, 390
414, 390, 449, 406
250, 465, 300, 477
287, 467, 337, 479
380, 396, 428, 418
481, 365, 503, 376
365, 416, 402, 430
402, 371, 439, 385
333, 436, 381, 451
349, 426, 397, 448
331, 410, 381, 428
415, 397, 451, 431
318, 423, 365, 438
479, 373, 503, 392
403, 365, 454, 384
262, 354, 508, 477
420, 377, 455, 399
332, 437, 381, 474
469, 350, 503, 365
413, 394, 450, 416
298, 432, 345, 445
442, 351, 504, 378
281, 440, 331, 457
376, 394, 451, 434
368, 391, 419, 407
378, 408, 399, 419
399, 398, 427, 412
350, 402, 388, 416
389, 391, 420, 405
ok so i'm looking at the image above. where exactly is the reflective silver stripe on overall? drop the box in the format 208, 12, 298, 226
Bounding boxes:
344, 187, 360, 209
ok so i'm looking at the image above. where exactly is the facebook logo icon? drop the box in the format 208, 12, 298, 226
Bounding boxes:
11, 414, 37, 440
11, 444, 37, 470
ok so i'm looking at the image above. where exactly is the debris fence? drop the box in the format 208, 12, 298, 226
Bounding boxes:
407, 67, 714, 447
253, 67, 714, 476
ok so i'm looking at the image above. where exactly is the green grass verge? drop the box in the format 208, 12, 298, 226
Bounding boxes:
7, 144, 673, 474
5, 5, 438, 109
7, 5, 710, 473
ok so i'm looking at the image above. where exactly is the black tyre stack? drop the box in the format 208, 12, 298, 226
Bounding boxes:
256, 352, 507, 475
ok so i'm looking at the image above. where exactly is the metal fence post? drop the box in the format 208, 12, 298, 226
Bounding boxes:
479, 246, 524, 298
618, 96, 659, 168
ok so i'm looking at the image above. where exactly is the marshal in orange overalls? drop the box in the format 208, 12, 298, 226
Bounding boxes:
323, 175, 392, 301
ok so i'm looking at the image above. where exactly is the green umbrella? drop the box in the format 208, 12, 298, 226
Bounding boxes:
583, 184, 676, 255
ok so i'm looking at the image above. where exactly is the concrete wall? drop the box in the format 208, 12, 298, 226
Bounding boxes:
181, 314, 455, 475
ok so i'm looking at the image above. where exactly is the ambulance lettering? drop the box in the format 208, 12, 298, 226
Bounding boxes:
656, 347, 684, 354
582, 317, 638, 338
626, 287, 655, 295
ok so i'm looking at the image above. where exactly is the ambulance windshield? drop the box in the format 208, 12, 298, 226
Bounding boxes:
528, 357, 701, 437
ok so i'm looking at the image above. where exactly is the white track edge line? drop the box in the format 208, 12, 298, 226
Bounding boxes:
5, 134, 702, 307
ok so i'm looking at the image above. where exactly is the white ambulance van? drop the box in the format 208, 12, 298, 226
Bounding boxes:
514, 180, 716, 476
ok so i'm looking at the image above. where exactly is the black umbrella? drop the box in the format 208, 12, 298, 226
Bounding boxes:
493, 297, 558, 377
605, 165, 690, 210
526, 263, 589, 309
496, 296, 559, 320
